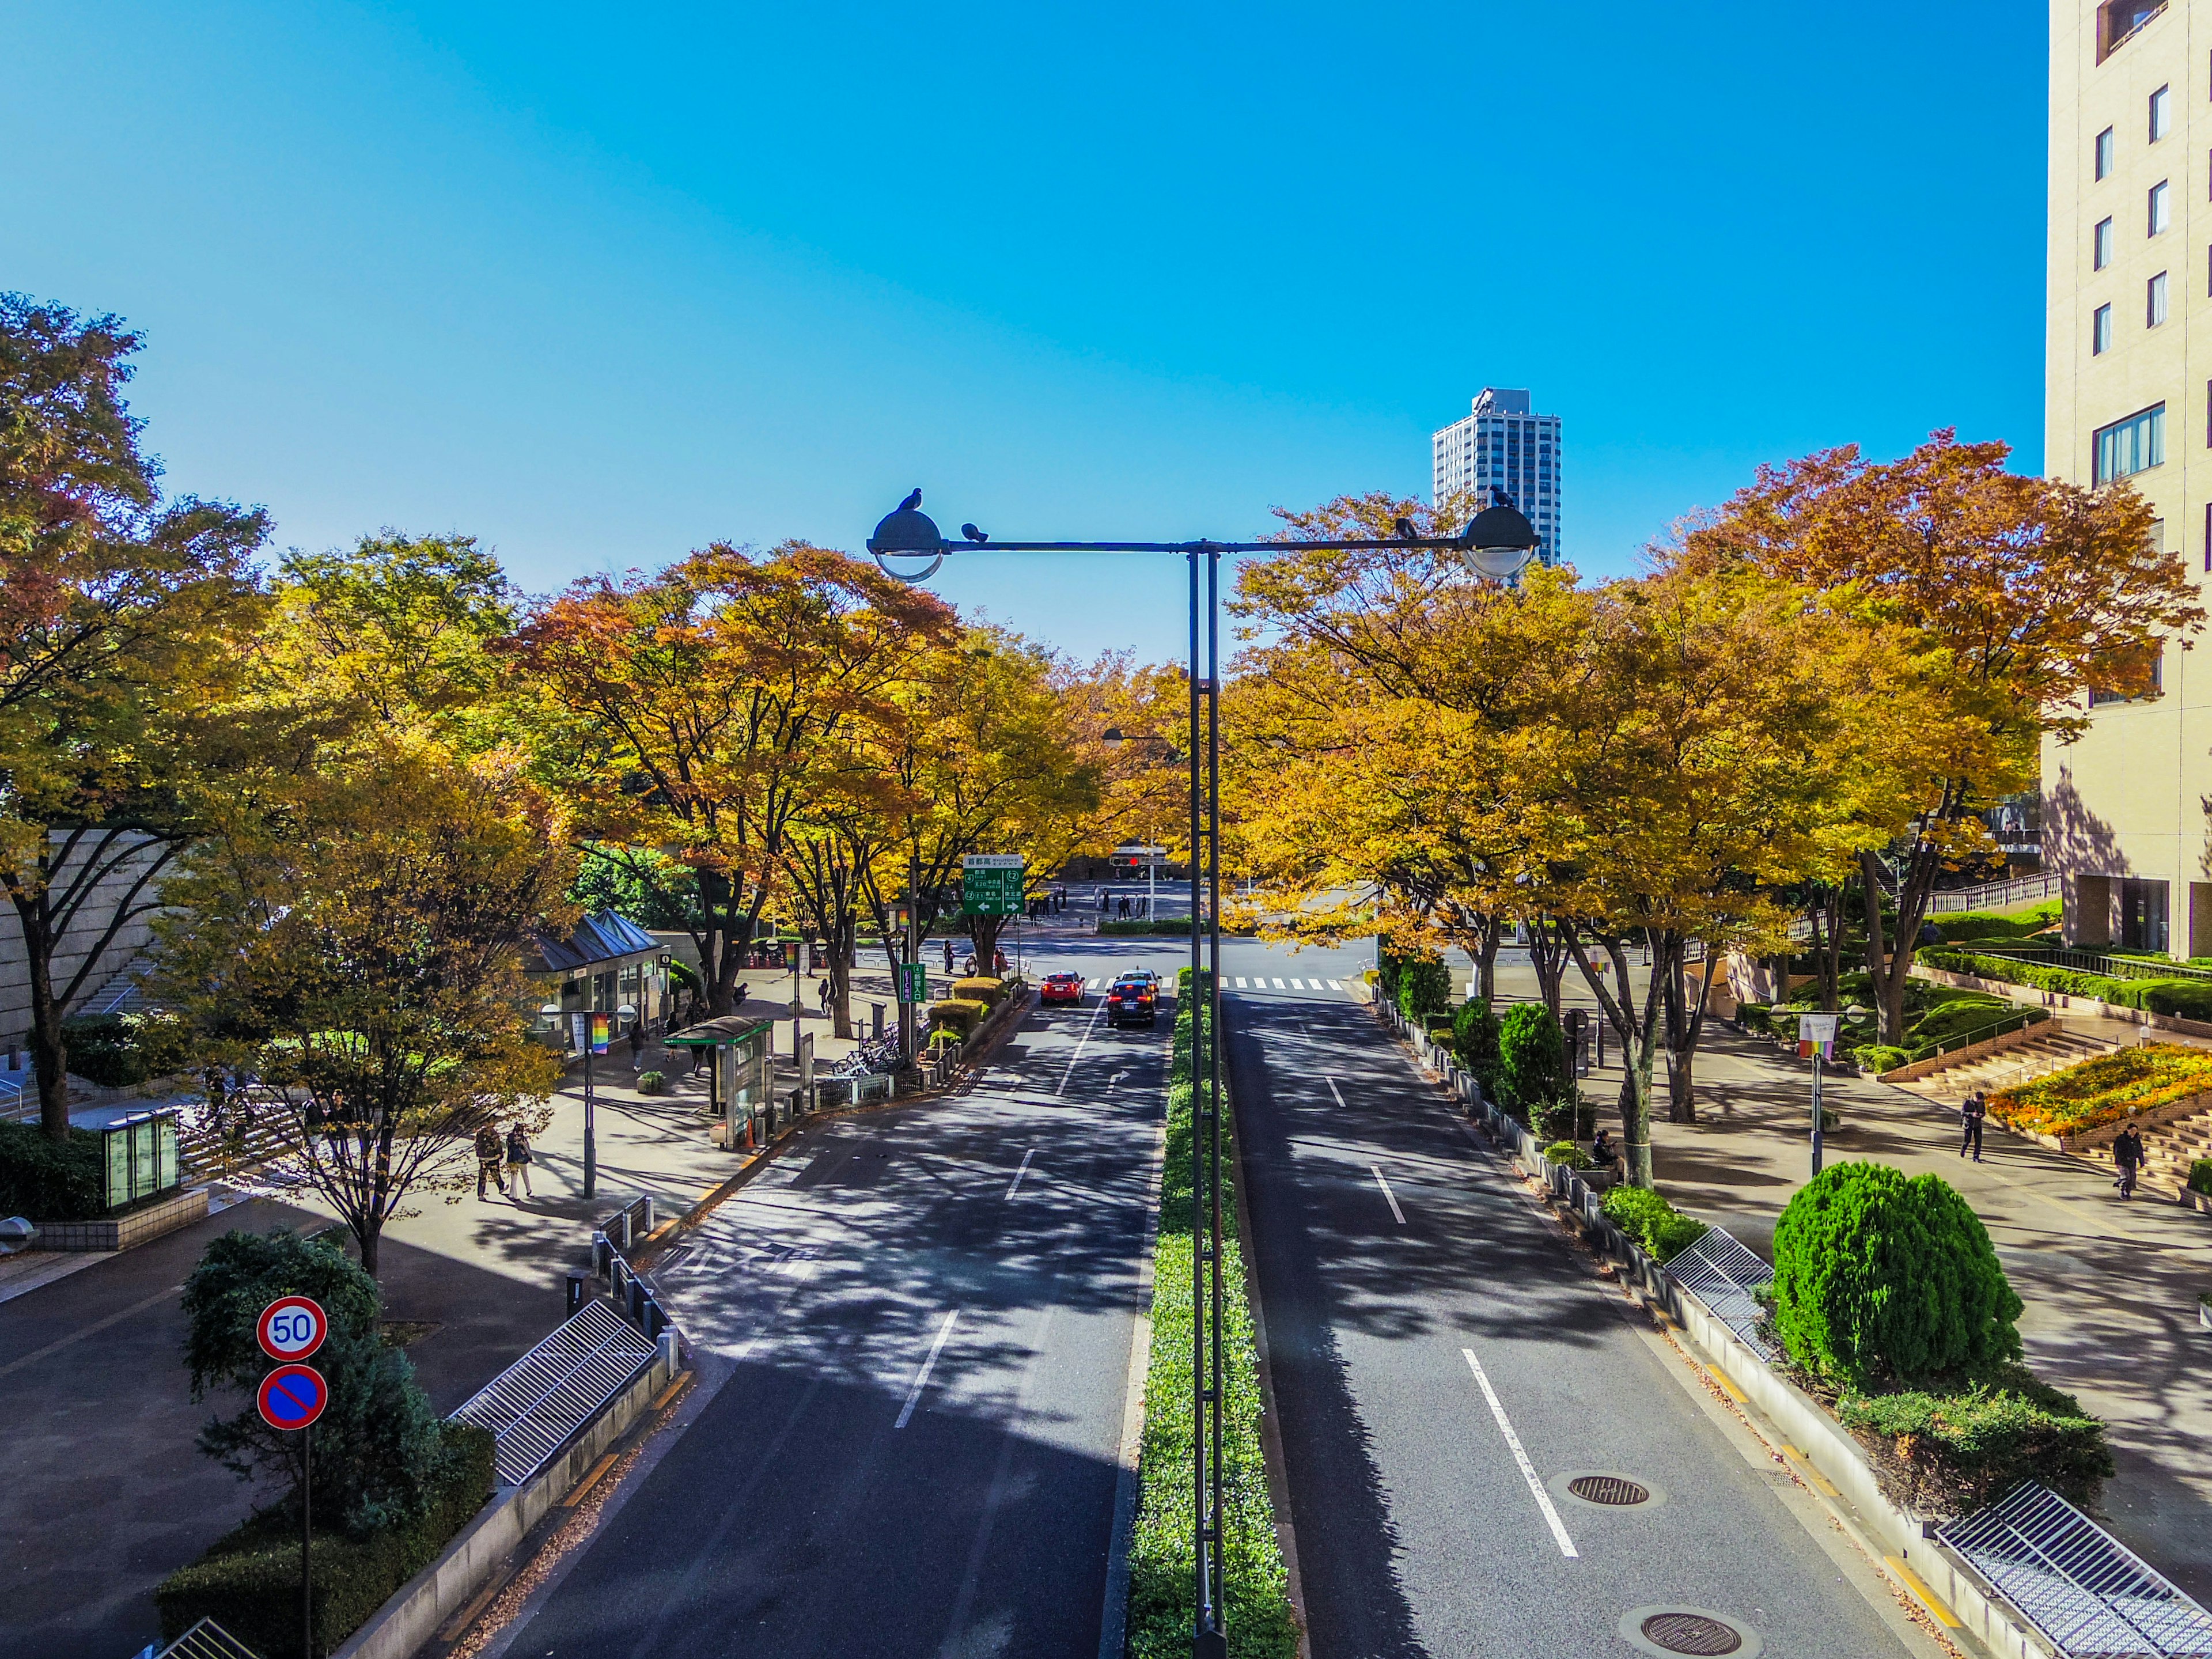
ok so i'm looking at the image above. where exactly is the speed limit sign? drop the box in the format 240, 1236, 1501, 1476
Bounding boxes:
256, 1296, 328, 1362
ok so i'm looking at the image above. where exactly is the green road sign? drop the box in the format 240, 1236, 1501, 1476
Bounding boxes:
962, 854, 1025, 918
897, 962, 929, 1004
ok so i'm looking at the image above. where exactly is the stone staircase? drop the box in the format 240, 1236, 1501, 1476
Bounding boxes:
1898, 1024, 2127, 1105
178, 1099, 298, 1184
2076, 1107, 2212, 1200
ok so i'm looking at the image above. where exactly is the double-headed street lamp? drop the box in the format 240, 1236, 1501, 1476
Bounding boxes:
868, 488, 1538, 1659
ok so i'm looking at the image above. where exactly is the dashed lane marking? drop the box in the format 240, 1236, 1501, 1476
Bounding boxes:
1006, 1149, 1035, 1199
896, 1308, 961, 1429
1370, 1164, 1407, 1225
1463, 1348, 1578, 1558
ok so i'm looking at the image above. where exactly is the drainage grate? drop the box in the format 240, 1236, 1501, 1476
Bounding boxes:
449, 1300, 660, 1485
1641, 1612, 1744, 1655
1569, 1475, 1650, 1506
1666, 1227, 1777, 1362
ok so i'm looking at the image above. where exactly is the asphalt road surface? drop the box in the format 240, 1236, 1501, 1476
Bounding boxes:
481, 934, 1184, 1659
1227, 968, 1946, 1659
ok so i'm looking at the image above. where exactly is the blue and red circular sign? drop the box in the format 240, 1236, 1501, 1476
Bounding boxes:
257, 1363, 328, 1431
256, 1296, 328, 1361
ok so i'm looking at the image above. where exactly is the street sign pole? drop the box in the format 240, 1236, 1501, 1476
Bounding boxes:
1797, 1013, 1840, 1177
255, 1298, 328, 1659
302, 1420, 313, 1658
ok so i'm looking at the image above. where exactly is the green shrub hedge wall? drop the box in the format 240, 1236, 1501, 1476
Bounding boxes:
927, 998, 991, 1038
1771, 1163, 2022, 1388
1600, 1185, 1709, 1261
1837, 1367, 2111, 1514
2190, 1158, 2212, 1196
155, 1421, 496, 1659
1450, 997, 1502, 1090
1394, 957, 1452, 1021
0, 1122, 107, 1220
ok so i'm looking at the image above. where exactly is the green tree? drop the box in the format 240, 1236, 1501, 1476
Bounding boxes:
0, 294, 269, 1138
1497, 1002, 1570, 1118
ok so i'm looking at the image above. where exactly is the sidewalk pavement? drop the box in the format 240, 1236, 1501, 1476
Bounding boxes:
1485, 952, 2212, 1605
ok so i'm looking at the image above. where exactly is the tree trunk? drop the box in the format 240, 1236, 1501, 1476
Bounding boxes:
1562, 925, 1665, 1188
1660, 942, 1720, 1125
1476, 922, 1501, 1005
828, 923, 855, 1039
966, 914, 1008, 978
1859, 849, 1912, 1044
6, 885, 70, 1142
1527, 918, 1567, 1018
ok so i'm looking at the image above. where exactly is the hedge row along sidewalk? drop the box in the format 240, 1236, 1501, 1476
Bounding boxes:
1124, 970, 1298, 1659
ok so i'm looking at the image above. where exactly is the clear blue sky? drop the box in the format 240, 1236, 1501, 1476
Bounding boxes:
4, 2, 2046, 663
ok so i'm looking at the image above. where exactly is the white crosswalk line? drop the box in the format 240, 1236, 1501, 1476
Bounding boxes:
1234, 976, 1248, 988
1086, 978, 1100, 989
1288, 978, 1305, 990
1271, 978, 1286, 989
1330, 979, 1344, 991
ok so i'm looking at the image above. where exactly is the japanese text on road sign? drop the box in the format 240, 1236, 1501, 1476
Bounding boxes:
962, 854, 1024, 918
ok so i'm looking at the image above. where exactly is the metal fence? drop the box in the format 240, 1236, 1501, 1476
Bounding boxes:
146, 1617, 262, 1659
1959, 944, 2212, 985
449, 1299, 661, 1486
1664, 1227, 1778, 1363
1930, 872, 2062, 913
1940, 1482, 2212, 1658
0, 1071, 29, 1124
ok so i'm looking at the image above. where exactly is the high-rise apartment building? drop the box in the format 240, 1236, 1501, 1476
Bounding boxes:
2044, 0, 2212, 953
1431, 388, 1562, 565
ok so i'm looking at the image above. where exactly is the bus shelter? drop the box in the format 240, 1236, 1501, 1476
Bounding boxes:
662, 1016, 775, 1149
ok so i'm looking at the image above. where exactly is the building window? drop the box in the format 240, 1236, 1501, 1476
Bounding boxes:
2152, 83, 2173, 140
2098, 126, 2116, 179
2100, 0, 2166, 61
2150, 270, 2171, 325
2096, 217, 2115, 267
2094, 403, 2165, 482
2152, 179, 2172, 233
2089, 646, 2165, 705
2094, 303, 2113, 353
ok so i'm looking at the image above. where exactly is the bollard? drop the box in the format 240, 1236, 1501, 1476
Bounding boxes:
656, 1327, 681, 1376
591, 1230, 612, 1278
871, 1002, 884, 1039
565, 1268, 589, 1316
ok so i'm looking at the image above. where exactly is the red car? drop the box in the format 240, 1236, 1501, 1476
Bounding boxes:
1040, 972, 1086, 1005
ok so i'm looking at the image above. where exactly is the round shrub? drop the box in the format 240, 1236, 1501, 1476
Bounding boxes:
1497, 1002, 1570, 1112
1851, 1044, 1913, 1077
1543, 1140, 1591, 1169
1771, 1162, 2022, 1388
1451, 997, 1502, 1081
1394, 956, 1452, 1021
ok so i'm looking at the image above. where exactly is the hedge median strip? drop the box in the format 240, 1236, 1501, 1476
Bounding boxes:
1124, 973, 1297, 1659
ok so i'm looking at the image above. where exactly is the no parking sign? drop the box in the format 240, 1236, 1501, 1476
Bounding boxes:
257, 1363, 328, 1431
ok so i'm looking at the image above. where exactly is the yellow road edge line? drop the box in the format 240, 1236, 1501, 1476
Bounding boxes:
651, 1370, 695, 1413
1706, 1364, 1748, 1404
562, 1452, 619, 1509
1885, 1555, 1964, 1627
1779, 1444, 1842, 1498
437, 1573, 507, 1642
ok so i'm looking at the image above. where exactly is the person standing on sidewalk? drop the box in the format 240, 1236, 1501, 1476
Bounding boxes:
505, 1122, 535, 1199
475, 1121, 507, 1199
629, 1020, 646, 1073
2113, 1123, 2146, 1199
1959, 1090, 1986, 1161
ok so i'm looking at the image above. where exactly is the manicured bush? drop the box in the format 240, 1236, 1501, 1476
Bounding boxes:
1837, 1367, 2111, 1515
950, 976, 1004, 1007
1771, 1163, 2021, 1389
1987, 1043, 2212, 1138
1933, 900, 2059, 945
1734, 1001, 1772, 1036
60, 1010, 191, 1088
1536, 1097, 1596, 1142
1851, 1044, 1913, 1076
636, 1070, 665, 1094
2187, 1158, 2212, 1196
1543, 1140, 1591, 1170
1904, 997, 2030, 1051
1497, 1002, 1570, 1113
1450, 997, 1502, 1089
926, 1028, 963, 1051
927, 998, 991, 1038
1394, 956, 1451, 1021
2118, 978, 2212, 1021
1600, 1185, 1709, 1261
0, 1121, 107, 1220
156, 1420, 495, 1659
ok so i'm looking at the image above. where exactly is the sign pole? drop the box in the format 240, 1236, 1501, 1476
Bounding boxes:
1797, 1012, 1838, 1179
1810, 1051, 1824, 1177
302, 1419, 313, 1659
583, 1032, 597, 1200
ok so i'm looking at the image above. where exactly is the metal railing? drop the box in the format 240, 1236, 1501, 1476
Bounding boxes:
1930, 872, 2062, 914
1906, 1009, 2051, 1064
1948, 945, 2212, 985
1666, 1228, 1777, 1363
1940, 1482, 2212, 1657
0, 1071, 29, 1124
449, 1299, 661, 1486
145, 1618, 263, 1659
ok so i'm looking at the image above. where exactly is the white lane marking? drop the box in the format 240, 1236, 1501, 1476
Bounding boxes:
897, 1308, 962, 1429
1370, 1164, 1406, 1225
1271, 978, 1286, 989
1329, 979, 1343, 991
1326, 1076, 1347, 1109
1057, 1003, 1108, 1096
1290, 978, 1307, 989
1087, 977, 1100, 989
1234, 976, 1248, 988
1006, 1148, 1035, 1199
1461, 1348, 1578, 1558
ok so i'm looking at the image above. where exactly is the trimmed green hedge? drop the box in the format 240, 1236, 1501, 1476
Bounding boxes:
1450, 998, 1502, 1095
1919, 949, 2212, 1018
0, 1122, 107, 1220
1601, 1185, 1708, 1262
1837, 1367, 2111, 1514
61, 1010, 190, 1088
155, 1421, 495, 1659
2190, 1158, 2212, 1196
1543, 1140, 1592, 1170
1126, 971, 1296, 1659
949, 976, 1004, 1007
926, 998, 991, 1037
1851, 1044, 1913, 1076
1393, 956, 1451, 1021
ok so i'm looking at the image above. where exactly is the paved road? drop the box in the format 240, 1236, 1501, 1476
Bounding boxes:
483, 935, 1181, 1659
1227, 967, 1946, 1659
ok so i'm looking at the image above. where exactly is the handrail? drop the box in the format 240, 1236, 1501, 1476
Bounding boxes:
1909, 1009, 2050, 1063
1940, 944, 2212, 984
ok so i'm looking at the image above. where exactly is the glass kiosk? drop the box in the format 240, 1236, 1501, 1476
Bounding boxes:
662, 1016, 775, 1149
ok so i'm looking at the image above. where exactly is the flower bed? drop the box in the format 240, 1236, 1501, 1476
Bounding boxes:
1986, 1043, 2212, 1138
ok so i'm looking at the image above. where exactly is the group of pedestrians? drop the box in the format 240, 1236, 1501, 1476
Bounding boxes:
475, 1120, 537, 1200
1959, 1086, 2149, 1198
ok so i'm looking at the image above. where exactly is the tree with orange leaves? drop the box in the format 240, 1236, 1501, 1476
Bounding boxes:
1674, 432, 2203, 1044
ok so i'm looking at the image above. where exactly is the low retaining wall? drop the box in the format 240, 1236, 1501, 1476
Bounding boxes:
2019, 1088, 2212, 1154
329, 1332, 681, 1659
33, 1186, 208, 1252
1369, 999, 2058, 1659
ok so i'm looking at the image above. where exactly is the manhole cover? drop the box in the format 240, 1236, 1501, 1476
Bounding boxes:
1568, 1474, 1650, 1506
1640, 1612, 1743, 1655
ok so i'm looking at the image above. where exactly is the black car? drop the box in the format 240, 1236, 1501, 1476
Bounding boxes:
1105, 975, 1158, 1027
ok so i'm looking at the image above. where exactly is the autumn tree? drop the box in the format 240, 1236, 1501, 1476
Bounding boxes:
153, 737, 573, 1277
509, 544, 957, 1019
0, 295, 268, 1138
1677, 433, 2205, 1043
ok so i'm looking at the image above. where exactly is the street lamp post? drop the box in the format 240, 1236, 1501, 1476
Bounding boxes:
865, 488, 1537, 1659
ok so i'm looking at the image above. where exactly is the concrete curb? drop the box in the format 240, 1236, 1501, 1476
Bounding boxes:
1097, 1092, 1170, 1659
328, 1340, 681, 1659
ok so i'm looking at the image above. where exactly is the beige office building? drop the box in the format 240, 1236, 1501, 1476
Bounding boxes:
2046, 0, 2212, 953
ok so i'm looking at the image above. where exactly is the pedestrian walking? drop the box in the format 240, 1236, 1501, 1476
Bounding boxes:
1959, 1090, 1985, 1161
629, 1022, 645, 1073
303, 1095, 326, 1161
943, 939, 955, 974
475, 1122, 507, 1199
2113, 1123, 2146, 1199
816, 976, 831, 1014
504, 1122, 535, 1199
